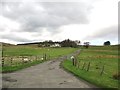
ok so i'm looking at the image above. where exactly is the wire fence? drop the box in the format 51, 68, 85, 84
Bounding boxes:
70, 57, 116, 77
1, 53, 50, 67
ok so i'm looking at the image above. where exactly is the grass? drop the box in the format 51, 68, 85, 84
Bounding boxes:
3, 45, 78, 58
2, 60, 43, 73
62, 45, 119, 88
2, 45, 78, 73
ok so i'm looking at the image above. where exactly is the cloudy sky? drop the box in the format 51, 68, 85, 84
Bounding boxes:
0, 0, 119, 45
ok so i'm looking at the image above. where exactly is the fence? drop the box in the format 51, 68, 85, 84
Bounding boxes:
1, 53, 50, 67
71, 57, 110, 76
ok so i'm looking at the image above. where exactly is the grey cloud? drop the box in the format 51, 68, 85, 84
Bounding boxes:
1, 2, 93, 33
0, 34, 33, 42
84, 25, 118, 40
0, 1, 98, 43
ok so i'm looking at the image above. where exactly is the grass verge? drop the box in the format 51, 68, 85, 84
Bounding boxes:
2, 60, 44, 73
62, 46, 119, 89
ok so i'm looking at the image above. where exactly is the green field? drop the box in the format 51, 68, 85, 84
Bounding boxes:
62, 45, 119, 88
3, 45, 77, 58
2, 45, 78, 72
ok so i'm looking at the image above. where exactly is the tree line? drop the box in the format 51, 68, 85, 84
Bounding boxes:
38, 39, 81, 48
17, 39, 111, 48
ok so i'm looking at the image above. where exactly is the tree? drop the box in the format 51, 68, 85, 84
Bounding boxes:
104, 41, 111, 46
61, 39, 78, 48
75, 40, 81, 45
48, 40, 53, 43
43, 40, 50, 47
84, 42, 90, 48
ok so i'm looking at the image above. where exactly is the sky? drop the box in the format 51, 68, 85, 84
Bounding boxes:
0, 0, 119, 45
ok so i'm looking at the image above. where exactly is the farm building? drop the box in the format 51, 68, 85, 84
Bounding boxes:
50, 43, 61, 47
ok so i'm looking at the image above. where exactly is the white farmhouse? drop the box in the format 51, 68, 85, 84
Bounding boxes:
50, 43, 61, 47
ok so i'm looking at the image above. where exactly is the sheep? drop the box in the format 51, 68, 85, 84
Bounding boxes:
71, 56, 74, 60
70, 56, 75, 66
23, 58, 29, 63
41, 57, 44, 60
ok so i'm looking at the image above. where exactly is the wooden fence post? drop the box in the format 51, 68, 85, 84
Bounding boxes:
2, 57, 4, 67
1, 45, 4, 67
100, 65, 104, 76
87, 62, 90, 71
16, 56, 19, 66
11, 57, 13, 66
82, 62, 86, 70
72, 58, 75, 66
